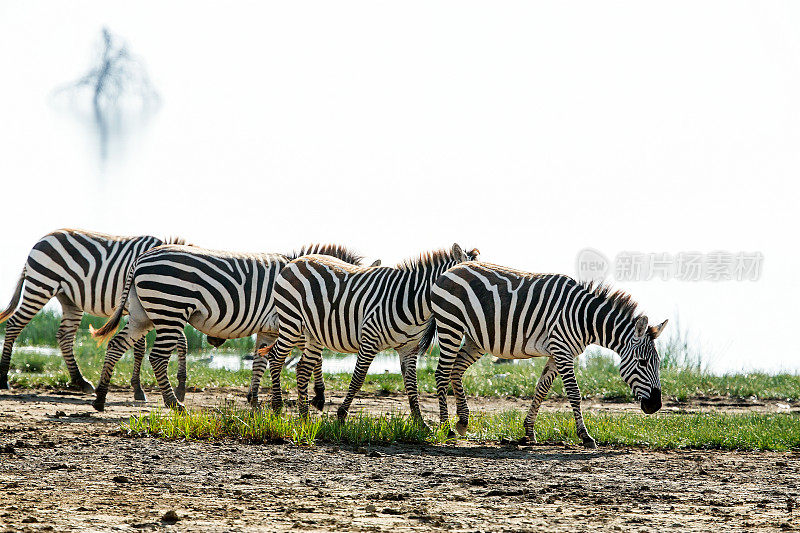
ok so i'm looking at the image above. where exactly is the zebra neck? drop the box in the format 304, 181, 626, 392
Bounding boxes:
402, 265, 445, 315
590, 311, 634, 354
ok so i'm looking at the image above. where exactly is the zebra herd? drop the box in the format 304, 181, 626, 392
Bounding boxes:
0, 228, 667, 447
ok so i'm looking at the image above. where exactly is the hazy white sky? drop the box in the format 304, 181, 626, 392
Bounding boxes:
0, 1, 798, 371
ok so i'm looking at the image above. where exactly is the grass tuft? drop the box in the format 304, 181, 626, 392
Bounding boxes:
124, 405, 800, 451
124, 402, 436, 446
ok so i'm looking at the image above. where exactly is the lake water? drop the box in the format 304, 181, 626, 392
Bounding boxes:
1, 4, 798, 373
206, 352, 401, 375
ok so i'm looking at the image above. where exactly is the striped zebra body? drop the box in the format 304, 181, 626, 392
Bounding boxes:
90, 243, 365, 411
420, 261, 667, 448
252, 243, 479, 420
0, 228, 187, 399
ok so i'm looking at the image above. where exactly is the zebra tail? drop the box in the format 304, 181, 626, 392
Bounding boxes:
90, 262, 136, 345
418, 317, 438, 356
0, 266, 26, 324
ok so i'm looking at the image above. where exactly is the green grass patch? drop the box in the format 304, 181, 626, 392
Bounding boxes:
4, 310, 800, 404
6, 340, 800, 403
124, 405, 800, 451
0, 309, 255, 352
468, 410, 800, 451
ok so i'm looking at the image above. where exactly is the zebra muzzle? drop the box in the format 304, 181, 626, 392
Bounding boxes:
640, 388, 662, 414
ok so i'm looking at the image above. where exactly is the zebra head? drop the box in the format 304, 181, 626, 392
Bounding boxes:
618, 316, 668, 414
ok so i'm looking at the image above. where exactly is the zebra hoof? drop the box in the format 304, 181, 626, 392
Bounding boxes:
246, 392, 258, 408
169, 401, 186, 412
455, 420, 468, 436
524, 431, 537, 444
175, 385, 186, 403
412, 417, 431, 433
71, 380, 95, 394
336, 407, 348, 422
271, 400, 283, 413
133, 388, 147, 402
582, 437, 597, 449
310, 393, 325, 411
0, 378, 11, 390
92, 398, 106, 412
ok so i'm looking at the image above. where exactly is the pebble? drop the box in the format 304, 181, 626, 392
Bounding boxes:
162, 510, 180, 523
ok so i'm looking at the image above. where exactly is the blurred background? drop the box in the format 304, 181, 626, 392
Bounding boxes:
0, 1, 797, 372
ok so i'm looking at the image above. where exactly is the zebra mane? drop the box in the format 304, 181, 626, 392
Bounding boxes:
580, 280, 642, 322
396, 248, 462, 271
288, 243, 364, 266
163, 236, 188, 246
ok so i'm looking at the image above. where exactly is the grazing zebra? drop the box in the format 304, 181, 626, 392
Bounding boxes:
250, 243, 480, 420
0, 228, 188, 400
90, 243, 366, 411
418, 262, 667, 448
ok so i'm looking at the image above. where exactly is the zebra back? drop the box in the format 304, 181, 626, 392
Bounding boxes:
7, 229, 180, 318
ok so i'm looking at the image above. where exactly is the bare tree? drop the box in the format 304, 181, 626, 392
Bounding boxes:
67, 27, 158, 111
55, 28, 159, 162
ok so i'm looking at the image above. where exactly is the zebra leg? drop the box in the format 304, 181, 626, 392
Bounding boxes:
246, 333, 275, 406
94, 322, 149, 411
295, 342, 323, 418
266, 323, 305, 412
175, 331, 188, 402
55, 295, 93, 393
553, 352, 596, 449
451, 340, 483, 436
396, 344, 424, 423
131, 338, 147, 402
148, 327, 184, 410
337, 336, 381, 422
433, 329, 464, 430
310, 356, 326, 411
523, 357, 558, 442
0, 282, 55, 389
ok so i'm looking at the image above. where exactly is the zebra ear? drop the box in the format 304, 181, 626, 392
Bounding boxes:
369, 259, 382, 267
451, 243, 466, 261
634, 316, 648, 339
650, 319, 668, 339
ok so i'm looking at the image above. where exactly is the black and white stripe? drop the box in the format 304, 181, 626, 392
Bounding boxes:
251, 243, 479, 420
90, 243, 365, 410
418, 262, 667, 448
0, 228, 187, 399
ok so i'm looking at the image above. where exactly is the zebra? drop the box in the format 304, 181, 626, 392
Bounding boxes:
89, 243, 366, 411
0, 228, 188, 400
418, 262, 667, 448
250, 243, 480, 421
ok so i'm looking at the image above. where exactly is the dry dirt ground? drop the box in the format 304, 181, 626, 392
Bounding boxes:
1, 387, 799, 532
